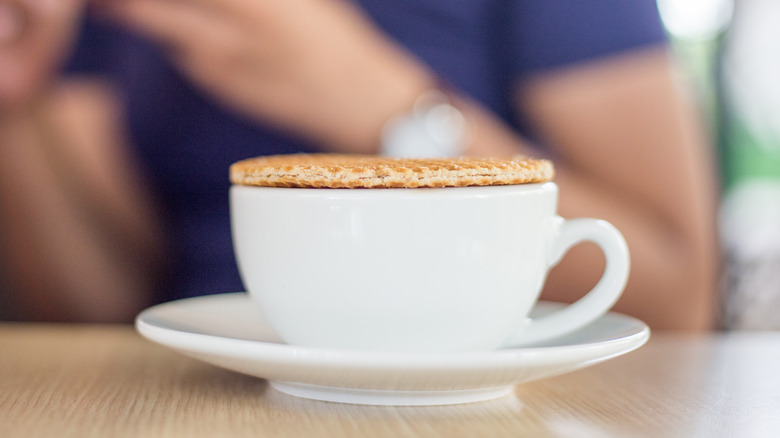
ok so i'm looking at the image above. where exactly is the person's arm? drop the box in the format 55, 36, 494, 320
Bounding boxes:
517, 49, 719, 330
0, 0, 165, 322
0, 82, 167, 322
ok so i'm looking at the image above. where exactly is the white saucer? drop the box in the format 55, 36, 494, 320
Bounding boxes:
136, 293, 649, 406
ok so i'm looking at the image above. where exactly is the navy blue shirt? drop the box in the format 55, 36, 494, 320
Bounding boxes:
66, 0, 666, 302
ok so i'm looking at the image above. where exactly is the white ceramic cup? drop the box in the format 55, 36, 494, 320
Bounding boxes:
230, 182, 629, 353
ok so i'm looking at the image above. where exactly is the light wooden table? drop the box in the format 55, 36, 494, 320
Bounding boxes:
1, 325, 779, 438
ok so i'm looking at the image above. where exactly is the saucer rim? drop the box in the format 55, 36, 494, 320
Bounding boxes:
135, 292, 650, 369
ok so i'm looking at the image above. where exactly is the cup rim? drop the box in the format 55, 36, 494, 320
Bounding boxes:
230, 181, 557, 199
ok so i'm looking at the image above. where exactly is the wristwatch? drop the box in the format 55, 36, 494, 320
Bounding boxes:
380, 90, 467, 158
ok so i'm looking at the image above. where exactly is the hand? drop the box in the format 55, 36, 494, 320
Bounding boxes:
101, 0, 435, 152
0, 0, 84, 112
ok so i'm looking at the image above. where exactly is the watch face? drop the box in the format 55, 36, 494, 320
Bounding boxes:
381, 91, 466, 158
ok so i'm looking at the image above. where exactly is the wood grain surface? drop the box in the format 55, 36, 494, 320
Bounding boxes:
1, 325, 779, 438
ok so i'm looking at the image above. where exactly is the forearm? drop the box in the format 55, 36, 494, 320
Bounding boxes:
0, 90, 163, 322
458, 108, 717, 329
513, 49, 719, 330
450, 97, 717, 330
546, 167, 717, 330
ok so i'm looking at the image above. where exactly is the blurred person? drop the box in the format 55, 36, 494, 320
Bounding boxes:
0, 0, 718, 328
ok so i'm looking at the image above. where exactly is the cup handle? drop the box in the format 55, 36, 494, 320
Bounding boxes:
501, 217, 630, 347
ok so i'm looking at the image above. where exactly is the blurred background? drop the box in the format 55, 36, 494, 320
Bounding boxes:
657, 0, 780, 329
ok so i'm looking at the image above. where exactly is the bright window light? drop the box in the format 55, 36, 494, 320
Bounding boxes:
657, 0, 734, 40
